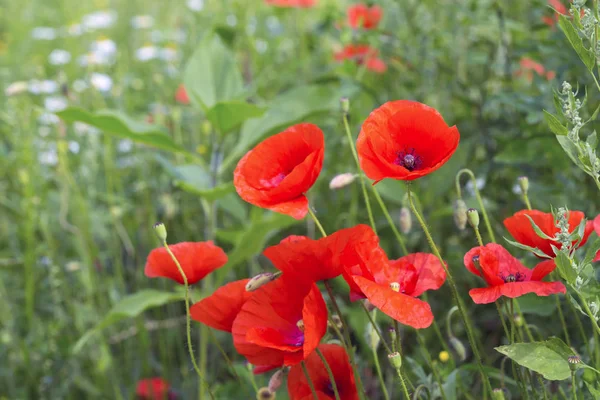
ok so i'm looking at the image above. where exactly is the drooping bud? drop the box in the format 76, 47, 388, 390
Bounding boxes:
340, 97, 350, 114
449, 336, 467, 362
328, 315, 343, 330
453, 199, 468, 230
399, 207, 412, 234
388, 352, 402, 369
296, 320, 305, 332
153, 222, 167, 242
467, 208, 480, 229
517, 176, 529, 195
492, 388, 506, 400
256, 387, 275, 400
245, 272, 281, 292
438, 350, 450, 363
329, 173, 357, 190
268, 369, 286, 393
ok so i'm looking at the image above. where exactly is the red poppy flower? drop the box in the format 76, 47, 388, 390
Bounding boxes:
357, 100, 460, 183
515, 58, 555, 82
145, 241, 228, 285
504, 209, 593, 258
351, 253, 444, 329
463, 243, 566, 304
265, 0, 316, 7
136, 378, 172, 400
287, 344, 358, 400
232, 276, 328, 368
234, 123, 324, 220
175, 84, 189, 105
190, 279, 252, 332
334, 44, 387, 73
347, 4, 383, 30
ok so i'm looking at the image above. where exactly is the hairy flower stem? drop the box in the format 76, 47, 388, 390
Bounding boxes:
316, 348, 342, 400
162, 241, 215, 400
302, 361, 319, 400
371, 187, 409, 255
455, 169, 496, 243
395, 367, 411, 400
360, 303, 392, 354
372, 346, 390, 400
406, 184, 493, 397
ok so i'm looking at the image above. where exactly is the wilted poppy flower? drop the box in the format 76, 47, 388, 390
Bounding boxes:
357, 100, 460, 183
265, 0, 316, 7
464, 243, 566, 304
504, 209, 593, 258
145, 241, 228, 285
334, 44, 387, 73
136, 378, 173, 400
351, 253, 445, 329
287, 344, 358, 400
347, 4, 383, 30
190, 279, 252, 332
234, 123, 324, 220
232, 276, 328, 367
175, 84, 189, 105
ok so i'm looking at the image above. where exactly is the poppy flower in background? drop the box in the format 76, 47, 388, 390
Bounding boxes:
542, 0, 580, 27
515, 57, 555, 82
287, 344, 358, 400
265, 0, 316, 7
234, 123, 324, 220
347, 4, 383, 30
175, 84, 189, 105
232, 275, 328, 368
136, 378, 173, 400
145, 241, 228, 285
504, 209, 593, 258
356, 100, 460, 183
594, 214, 600, 262
190, 279, 252, 332
352, 253, 445, 329
464, 243, 566, 304
334, 44, 387, 73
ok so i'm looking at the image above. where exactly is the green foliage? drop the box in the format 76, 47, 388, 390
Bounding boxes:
558, 15, 595, 72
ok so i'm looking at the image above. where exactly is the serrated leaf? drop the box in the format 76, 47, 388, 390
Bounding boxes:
206, 101, 267, 135
504, 237, 552, 258
495, 341, 571, 380
558, 14, 596, 71
544, 110, 569, 136
56, 107, 189, 154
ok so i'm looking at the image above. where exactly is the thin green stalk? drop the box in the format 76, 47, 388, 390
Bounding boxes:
316, 348, 342, 400
394, 320, 402, 354
522, 192, 533, 211
495, 302, 511, 340
207, 328, 241, 383
162, 241, 214, 400
370, 187, 409, 255
406, 184, 493, 397
556, 295, 572, 347
571, 370, 577, 400
360, 303, 393, 354
301, 361, 319, 400
455, 169, 496, 243
308, 207, 327, 238
372, 346, 390, 400
571, 285, 600, 337
415, 331, 448, 400
395, 366, 411, 400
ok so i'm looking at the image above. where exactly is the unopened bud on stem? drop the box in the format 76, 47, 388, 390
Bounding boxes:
453, 199, 468, 230
518, 176, 529, 194
467, 208, 480, 229
388, 352, 402, 368
153, 222, 167, 242
246, 272, 281, 292
256, 387, 275, 400
492, 388, 506, 400
399, 207, 412, 233
449, 336, 467, 362
268, 369, 286, 393
340, 97, 350, 114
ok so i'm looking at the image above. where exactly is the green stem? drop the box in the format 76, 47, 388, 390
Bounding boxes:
523, 193, 533, 211
407, 184, 493, 397
302, 361, 319, 400
395, 366, 411, 400
207, 328, 241, 383
495, 302, 511, 340
360, 303, 393, 354
316, 348, 342, 400
571, 285, 600, 336
308, 207, 327, 238
372, 346, 390, 400
571, 370, 577, 400
556, 295, 572, 347
415, 331, 448, 400
162, 242, 214, 400
371, 187, 409, 255
455, 169, 496, 243
394, 320, 402, 355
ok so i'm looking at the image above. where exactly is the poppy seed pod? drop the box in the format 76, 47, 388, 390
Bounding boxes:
256, 387, 275, 400
340, 97, 350, 114
388, 352, 402, 368
492, 388, 506, 400
449, 336, 467, 361
467, 208, 480, 229
399, 207, 412, 233
245, 272, 281, 292
153, 222, 167, 241
453, 199, 468, 230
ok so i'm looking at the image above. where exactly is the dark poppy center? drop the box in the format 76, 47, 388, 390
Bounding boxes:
324, 382, 335, 396
394, 148, 423, 171
501, 272, 526, 283
284, 328, 305, 347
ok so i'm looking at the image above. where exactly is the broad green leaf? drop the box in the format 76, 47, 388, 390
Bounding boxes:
583, 237, 600, 264
495, 342, 571, 380
183, 35, 244, 111
558, 14, 595, 72
73, 290, 184, 353
586, 131, 598, 148
516, 293, 557, 316
543, 110, 569, 136
375, 179, 405, 205
557, 135, 586, 170
206, 101, 267, 135
555, 251, 577, 284
56, 107, 188, 154
504, 237, 552, 259
157, 159, 235, 201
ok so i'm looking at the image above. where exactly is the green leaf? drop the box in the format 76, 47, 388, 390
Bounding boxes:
516, 293, 557, 316
558, 14, 596, 72
543, 110, 569, 136
56, 107, 188, 154
73, 290, 184, 353
157, 159, 235, 201
183, 35, 244, 111
555, 251, 577, 284
495, 341, 571, 380
586, 383, 600, 399
206, 101, 267, 135
218, 193, 248, 222
583, 237, 600, 265
557, 135, 586, 170
524, 215, 555, 240
504, 237, 552, 259
587, 131, 598, 148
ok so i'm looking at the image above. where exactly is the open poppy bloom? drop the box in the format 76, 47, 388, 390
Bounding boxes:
265, 0, 316, 7
234, 123, 324, 220
356, 100, 460, 183
175, 84, 189, 105
136, 378, 173, 400
145, 241, 228, 285
287, 344, 358, 400
464, 243, 566, 304
504, 209, 593, 258
334, 44, 387, 73
347, 4, 383, 30
232, 275, 328, 368
515, 58, 555, 82
352, 253, 445, 329
190, 279, 252, 332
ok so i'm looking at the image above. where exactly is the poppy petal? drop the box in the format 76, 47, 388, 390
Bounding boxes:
469, 287, 503, 304
500, 281, 566, 299
190, 279, 251, 332
388, 253, 446, 297
530, 259, 557, 281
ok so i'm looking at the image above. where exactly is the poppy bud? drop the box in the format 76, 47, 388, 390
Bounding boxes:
388, 352, 402, 369
492, 388, 506, 400
366, 323, 380, 350
518, 176, 529, 194
340, 97, 350, 114
268, 369, 286, 393
388, 327, 397, 344
453, 199, 468, 230
256, 387, 275, 400
399, 207, 412, 234
568, 355, 581, 370
245, 272, 281, 292
449, 336, 467, 362
329, 173, 356, 190
438, 350, 450, 363
513, 314, 523, 327
328, 315, 343, 330
467, 208, 480, 229
153, 222, 167, 242
363, 299, 376, 312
